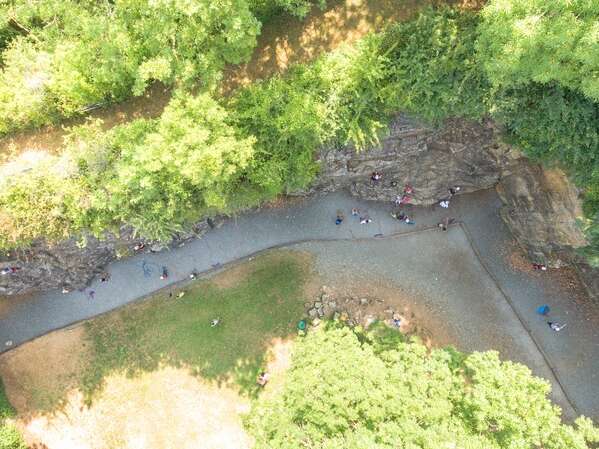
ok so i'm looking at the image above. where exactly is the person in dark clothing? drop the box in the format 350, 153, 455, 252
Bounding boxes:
160, 266, 169, 280
437, 217, 456, 231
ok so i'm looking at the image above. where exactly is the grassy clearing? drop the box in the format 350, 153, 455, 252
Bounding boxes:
81, 251, 310, 401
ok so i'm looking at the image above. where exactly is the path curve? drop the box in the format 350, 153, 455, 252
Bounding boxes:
1, 189, 598, 420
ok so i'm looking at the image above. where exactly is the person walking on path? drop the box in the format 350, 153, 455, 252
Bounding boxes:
160, 266, 169, 280
537, 305, 550, 316
351, 208, 359, 216
548, 322, 566, 332
437, 217, 455, 231
335, 210, 344, 225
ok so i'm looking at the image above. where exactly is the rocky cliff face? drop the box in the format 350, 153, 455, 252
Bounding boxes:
496, 164, 587, 267
311, 115, 521, 203
0, 115, 591, 296
0, 220, 220, 296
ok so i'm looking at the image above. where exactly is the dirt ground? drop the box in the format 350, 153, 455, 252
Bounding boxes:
305, 274, 455, 348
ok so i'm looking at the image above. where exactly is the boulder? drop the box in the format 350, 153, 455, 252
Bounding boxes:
496, 164, 587, 266
307, 115, 520, 204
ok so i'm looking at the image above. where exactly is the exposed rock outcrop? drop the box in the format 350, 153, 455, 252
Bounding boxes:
310, 115, 521, 204
0, 219, 222, 296
496, 164, 588, 267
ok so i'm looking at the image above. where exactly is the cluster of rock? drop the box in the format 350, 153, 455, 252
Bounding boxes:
0, 216, 224, 296
304, 286, 406, 331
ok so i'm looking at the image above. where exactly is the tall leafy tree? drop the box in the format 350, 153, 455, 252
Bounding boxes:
477, 0, 599, 102
247, 325, 599, 449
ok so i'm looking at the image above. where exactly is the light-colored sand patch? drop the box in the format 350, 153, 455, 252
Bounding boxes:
19, 366, 252, 449
0, 326, 87, 413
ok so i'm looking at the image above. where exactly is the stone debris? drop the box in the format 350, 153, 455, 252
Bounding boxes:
302, 286, 412, 333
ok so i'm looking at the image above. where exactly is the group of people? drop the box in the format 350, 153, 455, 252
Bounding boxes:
536, 304, 567, 332
339, 173, 460, 230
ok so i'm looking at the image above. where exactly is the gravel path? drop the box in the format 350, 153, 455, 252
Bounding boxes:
0, 189, 597, 420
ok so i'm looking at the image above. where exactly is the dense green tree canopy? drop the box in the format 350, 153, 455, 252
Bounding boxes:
247, 325, 599, 449
477, 0, 599, 102
0, 0, 260, 134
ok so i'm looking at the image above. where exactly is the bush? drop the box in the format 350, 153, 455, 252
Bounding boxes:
246, 324, 599, 449
0, 379, 26, 449
477, 0, 599, 102
380, 7, 488, 123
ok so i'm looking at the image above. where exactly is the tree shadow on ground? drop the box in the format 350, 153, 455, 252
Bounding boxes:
222, 0, 473, 94
78, 252, 310, 405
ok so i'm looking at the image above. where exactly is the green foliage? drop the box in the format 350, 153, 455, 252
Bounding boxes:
246, 325, 599, 449
0, 162, 92, 249
79, 93, 257, 241
477, 0, 599, 102
478, 0, 599, 261
0, 425, 27, 449
317, 35, 394, 149
0, 0, 261, 133
381, 7, 488, 123
0, 380, 14, 421
230, 65, 327, 193
0, 379, 26, 449
249, 0, 326, 21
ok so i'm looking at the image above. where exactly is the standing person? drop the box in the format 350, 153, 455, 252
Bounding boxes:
448, 186, 461, 197
160, 266, 169, 280
257, 372, 270, 387
100, 271, 111, 282
437, 217, 455, 231
335, 210, 344, 225
371, 171, 383, 184
87, 289, 96, 300
351, 208, 360, 216
537, 305, 550, 316
548, 322, 566, 332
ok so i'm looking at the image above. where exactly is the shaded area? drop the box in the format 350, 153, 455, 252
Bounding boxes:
222, 0, 433, 94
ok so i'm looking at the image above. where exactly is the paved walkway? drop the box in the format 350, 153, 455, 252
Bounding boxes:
0, 189, 598, 420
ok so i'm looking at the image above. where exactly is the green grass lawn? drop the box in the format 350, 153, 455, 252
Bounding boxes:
81, 251, 311, 401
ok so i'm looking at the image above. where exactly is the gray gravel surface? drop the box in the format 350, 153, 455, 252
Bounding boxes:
0, 189, 597, 420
